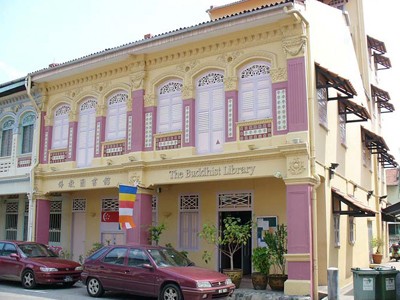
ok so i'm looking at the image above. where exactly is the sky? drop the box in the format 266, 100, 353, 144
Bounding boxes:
0, 0, 399, 160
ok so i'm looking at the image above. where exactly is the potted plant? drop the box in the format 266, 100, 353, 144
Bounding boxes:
371, 237, 384, 264
199, 216, 252, 288
264, 224, 288, 291
251, 247, 271, 290
147, 223, 166, 245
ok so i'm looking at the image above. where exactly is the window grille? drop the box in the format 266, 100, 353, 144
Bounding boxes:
318, 88, 328, 127
102, 198, 119, 212
218, 192, 252, 209
5, 202, 18, 240
72, 199, 86, 212
179, 194, 199, 250
49, 201, 62, 243
339, 113, 346, 145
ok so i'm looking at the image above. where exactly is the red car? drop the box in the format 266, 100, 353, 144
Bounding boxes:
0, 241, 83, 289
81, 244, 235, 299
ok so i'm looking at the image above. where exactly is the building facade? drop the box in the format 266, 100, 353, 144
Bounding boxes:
3, 0, 394, 298
0, 78, 40, 243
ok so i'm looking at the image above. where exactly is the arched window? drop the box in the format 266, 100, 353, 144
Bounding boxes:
21, 112, 36, 154
196, 72, 225, 154
157, 81, 183, 133
76, 98, 97, 167
238, 62, 272, 121
52, 104, 70, 149
106, 92, 127, 141
1, 118, 15, 157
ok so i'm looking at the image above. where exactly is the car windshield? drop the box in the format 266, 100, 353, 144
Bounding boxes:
147, 248, 194, 267
18, 244, 58, 258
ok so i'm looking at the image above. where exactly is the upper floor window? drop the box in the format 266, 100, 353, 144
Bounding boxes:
106, 92, 127, 141
196, 72, 225, 154
77, 98, 97, 167
52, 104, 70, 149
338, 112, 346, 145
317, 88, 328, 128
238, 62, 272, 121
157, 81, 183, 133
21, 113, 36, 154
1, 118, 15, 157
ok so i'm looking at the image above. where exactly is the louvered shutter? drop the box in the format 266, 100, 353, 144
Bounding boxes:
211, 88, 224, 153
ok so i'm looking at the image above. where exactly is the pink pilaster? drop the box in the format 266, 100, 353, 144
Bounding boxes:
94, 116, 105, 158
35, 199, 50, 244
144, 106, 156, 151
287, 57, 308, 131
286, 184, 313, 288
225, 90, 238, 142
182, 98, 195, 147
67, 121, 78, 161
132, 90, 145, 152
39, 111, 48, 164
126, 193, 152, 244
272, 81, 289, 135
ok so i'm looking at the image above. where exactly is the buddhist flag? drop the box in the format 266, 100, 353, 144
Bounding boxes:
119, 184, 137, 229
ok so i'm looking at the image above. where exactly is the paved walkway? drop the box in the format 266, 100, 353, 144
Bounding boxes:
233, 260, 400, 300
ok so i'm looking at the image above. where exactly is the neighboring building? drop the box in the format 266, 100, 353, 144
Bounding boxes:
19, 0, 397, 298
0, 78, 40, 242
384, 168, 400, 245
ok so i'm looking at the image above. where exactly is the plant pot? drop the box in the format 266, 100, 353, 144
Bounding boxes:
223, 268, 243, 288
372, 253, 383, 264
251, 272, 268, 290
268, 274, 288, 291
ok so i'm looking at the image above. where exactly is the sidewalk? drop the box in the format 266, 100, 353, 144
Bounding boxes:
233, 260, 400, 300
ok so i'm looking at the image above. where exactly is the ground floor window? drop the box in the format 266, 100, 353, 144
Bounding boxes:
5, 202, 18, 240
49, 201, 62, 243
179, 194, 199, 250
349, 216, 355, 245
334, 214, 340, 247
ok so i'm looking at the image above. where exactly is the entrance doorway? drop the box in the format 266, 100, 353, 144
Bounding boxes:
218, 211, 252, 275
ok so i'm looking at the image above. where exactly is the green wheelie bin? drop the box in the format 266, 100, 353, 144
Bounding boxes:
351, 268, 379, 300
374, 266, 398, 300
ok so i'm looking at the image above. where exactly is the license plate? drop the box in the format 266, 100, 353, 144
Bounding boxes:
64, 276, 73, 282
218, 288, 228, 293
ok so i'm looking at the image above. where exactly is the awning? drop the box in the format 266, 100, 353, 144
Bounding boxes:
338, 98, 370, 122
382, 202, 400, 221
361, 126, 389, 155
367, 35, 387, 54
378, 152, 398, 168
371, 84, 395, 113
361, 127, 398, 168
332, 188, 376, 217
374, 54, 392, 70
316, 64, 357, 100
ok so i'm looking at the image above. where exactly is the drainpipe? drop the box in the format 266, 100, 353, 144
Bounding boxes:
284, 5, 320, 300
25, 75, 41, 241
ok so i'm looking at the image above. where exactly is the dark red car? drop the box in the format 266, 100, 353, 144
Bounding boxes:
81, 244, 235, 299
0, 241, 83, 289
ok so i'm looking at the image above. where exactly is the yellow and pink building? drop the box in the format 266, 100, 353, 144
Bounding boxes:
1, 0, 397, 298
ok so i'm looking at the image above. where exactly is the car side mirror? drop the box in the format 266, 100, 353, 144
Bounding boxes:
10, 253, 20, 260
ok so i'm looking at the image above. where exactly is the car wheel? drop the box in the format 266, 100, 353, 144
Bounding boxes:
160, 283, 182, 300
87, 277, 104, 297
21, 270, 37, 289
